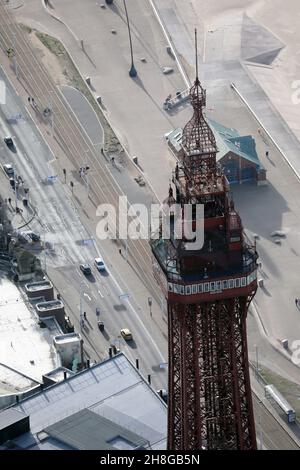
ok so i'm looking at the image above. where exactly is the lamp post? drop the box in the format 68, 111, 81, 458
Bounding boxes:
123, 0, 137, 78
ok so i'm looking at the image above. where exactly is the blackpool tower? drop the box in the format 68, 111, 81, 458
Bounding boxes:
151, 32, 258, 450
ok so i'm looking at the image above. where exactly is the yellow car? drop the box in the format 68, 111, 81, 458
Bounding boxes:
120, 328, 133, 341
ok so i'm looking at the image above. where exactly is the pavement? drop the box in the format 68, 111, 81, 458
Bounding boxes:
60, 85, 104, 155
15, 0, 191, 202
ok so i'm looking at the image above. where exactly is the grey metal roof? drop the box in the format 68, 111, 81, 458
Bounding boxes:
8, 354, 167, 450
0, 408, 28, 429
45, 409, 148, 450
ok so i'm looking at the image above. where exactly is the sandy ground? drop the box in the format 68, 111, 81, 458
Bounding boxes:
26, 32, 69, 87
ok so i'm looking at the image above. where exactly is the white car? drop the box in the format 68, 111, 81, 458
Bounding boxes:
2, 163, 14, 177
94, 257, 106, 272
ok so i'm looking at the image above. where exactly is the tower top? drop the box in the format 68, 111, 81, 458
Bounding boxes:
181, 29, 217, 163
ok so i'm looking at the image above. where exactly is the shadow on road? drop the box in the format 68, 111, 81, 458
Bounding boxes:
151, 365, 167, 373
101, 330, 110, 341
113, 304, 127, 312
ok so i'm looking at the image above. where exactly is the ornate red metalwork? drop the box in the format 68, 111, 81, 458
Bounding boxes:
151, 30, 257, 450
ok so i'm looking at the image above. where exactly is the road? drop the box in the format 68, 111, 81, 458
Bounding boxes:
0, 0, 160, 304
0, 67, 167, 390
253, 393, 299, 450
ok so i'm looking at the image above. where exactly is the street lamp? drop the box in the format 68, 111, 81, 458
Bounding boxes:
123, 0, 137, 78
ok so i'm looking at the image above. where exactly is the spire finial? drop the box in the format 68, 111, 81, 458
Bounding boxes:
195, 28, 199, 82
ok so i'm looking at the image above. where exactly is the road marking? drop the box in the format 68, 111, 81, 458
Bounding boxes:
98, 289, 104, 298
110, 272, 166, 363
84, 293, 91, 301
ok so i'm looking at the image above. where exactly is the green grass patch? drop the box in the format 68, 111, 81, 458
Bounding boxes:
35, 32, 65, 56
19, 23, 32, 34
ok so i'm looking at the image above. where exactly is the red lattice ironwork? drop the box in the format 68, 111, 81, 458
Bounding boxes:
151, 29, 257, 450
167, 299, 256, 450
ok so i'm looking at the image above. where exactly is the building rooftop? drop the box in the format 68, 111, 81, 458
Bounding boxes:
53, 333, 81, 344
0, 363, 40, 396
166, 119, 264, 169
25, 280, 53, 292
1, 353, 167, 450
0, 277, 61, 388
43, 367, 74, 383
208, 118, 263, 168
44, 410, 148, 450
36, 300, 64, 311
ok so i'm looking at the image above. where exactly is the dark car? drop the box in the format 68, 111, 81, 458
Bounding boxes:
9, 178, 15, 190
157, 389, 168, 404
98, 321, 104, 331
80, 263, 92, 275
4, 136, 14, 148
28, 232, 40, 242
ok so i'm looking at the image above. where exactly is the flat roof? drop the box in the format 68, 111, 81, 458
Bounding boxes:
10, 354, 167, 449
45, 409, 148, 450
0, 277, 61, 388
44, 367, 74, 383
0, 363, 40, 395
36, 300, 64, 311
25, 280, 53, 291
54, 333, 81, 344
0, 408, 28, 429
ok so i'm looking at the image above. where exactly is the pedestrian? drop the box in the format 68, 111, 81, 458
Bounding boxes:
111, 156, 115, 166
28, 97, 31, 103
266, 151, 269, 158
83, 311, 87, 320
119, 248, 122, 255
8, 197, 11, 205
295, 299, 300, 310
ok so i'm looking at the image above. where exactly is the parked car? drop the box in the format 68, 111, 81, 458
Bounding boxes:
9, 177, 15, 190
21, 230, 40, 242
120, 328, 133, 341
4, 136, 14, 149
80, 263, 92, 275
17, 232, 32, 244
2, 163, 14, 177
98, 321, 104, 331
157, 389, 168, 404
94, 257, 106, 272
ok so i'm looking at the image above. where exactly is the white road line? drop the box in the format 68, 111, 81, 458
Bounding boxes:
84, 293, 92, 302
98, 289, 104, 299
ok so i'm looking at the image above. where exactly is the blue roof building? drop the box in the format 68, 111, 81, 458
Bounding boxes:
165, 119, 267, 185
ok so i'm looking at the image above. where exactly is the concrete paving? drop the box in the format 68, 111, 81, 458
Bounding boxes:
15, 0, 191, 202
60, 85, 104, 154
